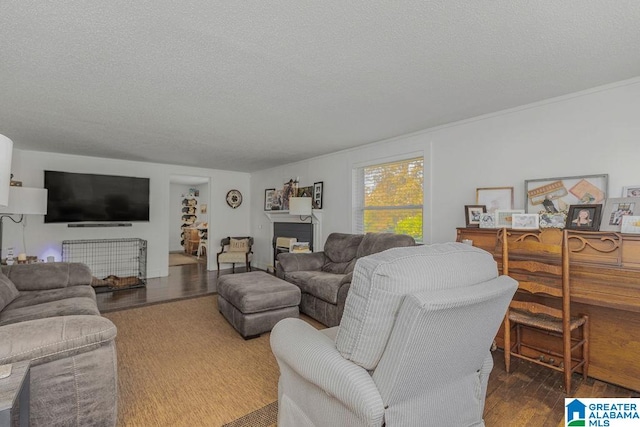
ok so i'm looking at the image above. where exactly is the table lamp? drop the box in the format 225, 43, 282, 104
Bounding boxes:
0, 186, 48, 260
289, 197, 312, 221
0, 134, 13, 207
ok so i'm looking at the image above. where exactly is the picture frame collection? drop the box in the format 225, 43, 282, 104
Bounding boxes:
264, 180, 324, 211
466, 176, 640, 234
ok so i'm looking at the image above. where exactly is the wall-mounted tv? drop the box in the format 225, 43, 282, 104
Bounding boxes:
44, 171, 150, 223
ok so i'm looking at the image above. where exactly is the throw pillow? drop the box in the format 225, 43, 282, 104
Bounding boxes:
0, 271, 20, 312
229, 238, 249, 252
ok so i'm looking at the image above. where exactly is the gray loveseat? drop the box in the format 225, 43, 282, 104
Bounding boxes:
276, 232, 415, 326
0, 263, 117, 427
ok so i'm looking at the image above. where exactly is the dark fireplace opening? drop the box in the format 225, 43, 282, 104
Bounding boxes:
273, 222, 314, 267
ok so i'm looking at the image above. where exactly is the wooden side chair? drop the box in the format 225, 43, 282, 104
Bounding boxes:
216, 236, 253, 277
499, 228, 589, 394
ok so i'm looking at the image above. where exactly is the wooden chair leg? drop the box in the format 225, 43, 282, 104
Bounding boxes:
583, 315, 590, 380
564, 327, 572, 394
504, 315, 511, 373
232, 263, 235, 274
217, 260, 220, 277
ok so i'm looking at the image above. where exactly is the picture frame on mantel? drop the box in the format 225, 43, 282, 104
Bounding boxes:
313, 181, 323, 209
264, 188, 275, 211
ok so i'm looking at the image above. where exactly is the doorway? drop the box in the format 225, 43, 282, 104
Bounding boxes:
169, 175, 210, 271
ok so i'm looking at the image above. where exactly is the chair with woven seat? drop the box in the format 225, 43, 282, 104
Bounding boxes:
500, 227, 589, 394
216, 236, 253, 277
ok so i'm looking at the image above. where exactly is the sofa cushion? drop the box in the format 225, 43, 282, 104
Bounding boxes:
0, 297, 100, 326
336, 243, 498, 370
286, 271, 345, 304
323, 233, 364, 266
0, 272, 19, 312
4, 286, 96, 310
355, 232, 415, 259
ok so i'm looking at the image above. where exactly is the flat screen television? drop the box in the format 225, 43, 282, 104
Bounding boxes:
44, 171, 150, 223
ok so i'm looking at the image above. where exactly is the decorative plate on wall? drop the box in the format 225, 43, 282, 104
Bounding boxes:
226, 189, 242, 208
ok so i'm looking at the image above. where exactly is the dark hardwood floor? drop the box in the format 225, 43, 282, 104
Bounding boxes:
97, 258, 639, 426
96, 255, 249, 312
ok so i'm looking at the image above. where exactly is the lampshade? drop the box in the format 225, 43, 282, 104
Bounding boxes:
0, 134, 13, 207
0, 187, 48, 215
289, 197, 312, 216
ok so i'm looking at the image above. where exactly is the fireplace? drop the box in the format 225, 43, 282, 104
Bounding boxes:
263, 210, 324, 271
273, 222, 314, 266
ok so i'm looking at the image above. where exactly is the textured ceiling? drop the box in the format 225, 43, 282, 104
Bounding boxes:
1, 1, 640, 172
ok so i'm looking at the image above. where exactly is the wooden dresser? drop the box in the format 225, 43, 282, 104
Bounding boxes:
457, 227, 640, 392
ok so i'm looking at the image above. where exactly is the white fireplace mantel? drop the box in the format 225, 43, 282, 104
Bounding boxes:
264, 210, 323, 252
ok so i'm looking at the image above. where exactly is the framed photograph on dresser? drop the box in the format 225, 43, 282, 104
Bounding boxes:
495, 209, 525, 228
465, 205, 486, 227
476, 187, 514, 214
600, 197, 640, 231
524, 174, 608, 213
565, 204, 602, 231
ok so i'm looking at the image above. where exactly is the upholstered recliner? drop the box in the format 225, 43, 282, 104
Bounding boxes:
276, 232, 415, 327
271, 243, 517, 427
216, 236, 253, 277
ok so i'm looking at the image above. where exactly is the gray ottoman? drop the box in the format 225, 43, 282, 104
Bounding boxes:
217, 271, 301, 339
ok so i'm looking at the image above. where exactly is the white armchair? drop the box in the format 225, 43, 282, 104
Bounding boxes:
271, 243, 517, 427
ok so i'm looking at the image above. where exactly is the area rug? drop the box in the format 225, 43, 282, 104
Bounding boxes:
104, 295, 279, 426
169, 252, 200, 266
222, 401, 277, 427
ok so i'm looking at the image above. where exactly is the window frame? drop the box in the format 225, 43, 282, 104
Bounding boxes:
352, 153, 424, 242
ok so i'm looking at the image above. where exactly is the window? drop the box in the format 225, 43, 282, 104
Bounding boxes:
353, 157, 423, 242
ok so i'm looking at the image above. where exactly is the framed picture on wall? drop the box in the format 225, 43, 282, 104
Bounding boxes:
313, 181, 323, 209
524, 174, 608, 213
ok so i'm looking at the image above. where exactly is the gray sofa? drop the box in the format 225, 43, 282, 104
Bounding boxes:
0, 262, 117, 427
276, 232, 415, 326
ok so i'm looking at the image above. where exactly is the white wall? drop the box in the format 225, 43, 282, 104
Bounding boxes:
6, 150, 250, 278
250, 77, 640, 270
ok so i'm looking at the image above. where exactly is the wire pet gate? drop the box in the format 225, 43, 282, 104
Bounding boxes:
62, 238, 147, 292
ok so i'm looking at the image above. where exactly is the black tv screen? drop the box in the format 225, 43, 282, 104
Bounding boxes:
44, 171, 150, 223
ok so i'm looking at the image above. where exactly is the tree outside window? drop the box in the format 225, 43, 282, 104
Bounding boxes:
355, 157, 423, 242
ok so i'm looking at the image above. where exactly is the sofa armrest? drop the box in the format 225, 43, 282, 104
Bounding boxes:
276, 252, 325, 276
271, 318, 385, 424
0, 315, 117, 366
1, 263, 93, 291
339, 271, 353, 286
